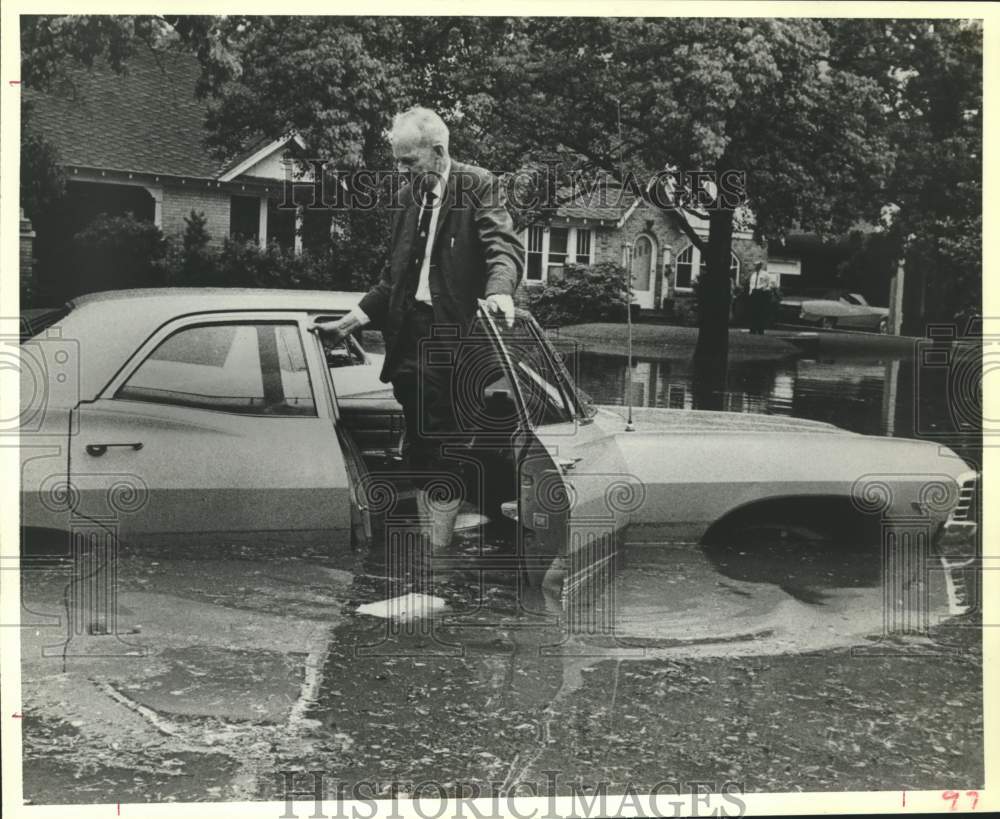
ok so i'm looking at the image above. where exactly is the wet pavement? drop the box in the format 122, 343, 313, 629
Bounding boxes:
19, 518, 982, 804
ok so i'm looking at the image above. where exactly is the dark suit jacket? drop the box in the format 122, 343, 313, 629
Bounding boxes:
358, 160, 524, 381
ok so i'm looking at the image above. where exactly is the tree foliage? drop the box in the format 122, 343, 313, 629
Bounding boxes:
445, 18, 893, 358
825, 19, 981, 324
20, 15, 979, 332
20, 107, 65, 222
21, 15, 172, 90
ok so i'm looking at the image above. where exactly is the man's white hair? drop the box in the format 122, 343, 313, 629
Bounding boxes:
390, 106, 450, 149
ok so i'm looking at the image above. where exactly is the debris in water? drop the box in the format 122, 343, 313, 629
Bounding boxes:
356, 593, 449, 621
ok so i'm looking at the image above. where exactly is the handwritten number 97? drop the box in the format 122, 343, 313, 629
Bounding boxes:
942, 790, 979, 810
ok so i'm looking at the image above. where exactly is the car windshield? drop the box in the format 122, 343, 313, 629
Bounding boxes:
479, 313, 581, 427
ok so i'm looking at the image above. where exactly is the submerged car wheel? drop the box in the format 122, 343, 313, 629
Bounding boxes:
877, 317, 889, 334
820, 317, 837, 330
702, 512, 881, 602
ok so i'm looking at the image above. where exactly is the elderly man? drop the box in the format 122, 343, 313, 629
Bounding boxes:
312, 106, 523, 552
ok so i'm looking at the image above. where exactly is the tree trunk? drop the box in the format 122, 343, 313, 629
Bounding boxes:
690, 355, 728, 411
690, 207, 735, 410
693, 207, 736, 364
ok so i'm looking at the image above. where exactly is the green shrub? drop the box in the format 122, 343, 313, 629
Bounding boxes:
162, 210, 218, 286
72, 213, 167, 294
325, 210, 390, 292
210, 239, 290, 288
524, 262, 631, 326
221, 238, 363, 291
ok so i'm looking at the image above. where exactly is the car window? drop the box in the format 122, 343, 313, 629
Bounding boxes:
486, 316, 576, 427
322, 334, 366, 369
117, 322, 316, 416
844, 293, 867, 306
547, 339, 597, 419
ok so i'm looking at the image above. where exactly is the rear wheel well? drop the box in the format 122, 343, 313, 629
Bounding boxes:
701, 496, 881, 548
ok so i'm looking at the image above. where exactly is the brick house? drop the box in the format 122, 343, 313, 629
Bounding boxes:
519, 187, 802, 312
23, 48, 315, 260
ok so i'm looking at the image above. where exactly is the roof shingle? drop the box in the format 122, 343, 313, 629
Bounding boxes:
552, 181, 639, 223
24, 48, 224, 179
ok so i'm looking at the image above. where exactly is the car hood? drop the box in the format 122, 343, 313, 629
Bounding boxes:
587, 405, 973, 517
780, 295, 813, 306
781, 296, 889, 316
591, 404, 850, 434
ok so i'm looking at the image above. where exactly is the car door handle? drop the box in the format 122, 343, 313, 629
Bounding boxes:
557, 457, 583, 473
85, 442, 143, 457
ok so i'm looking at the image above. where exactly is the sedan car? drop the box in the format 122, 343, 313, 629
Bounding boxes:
779, 288, 890, 333
19, 288, 976, 585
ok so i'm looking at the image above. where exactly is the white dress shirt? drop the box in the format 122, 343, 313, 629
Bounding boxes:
349, 160, 450, 326
415, 158, 450, 305
749, 269, 770, 291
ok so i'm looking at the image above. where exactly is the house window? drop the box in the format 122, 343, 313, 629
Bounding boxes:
524, 224, 595, 283
576, 229, 592, 266
526, 226, 544, 281
675, 245, 741, 292
676, 245, 695, 290
230, 195, 260, 242
548, 227, 569, 277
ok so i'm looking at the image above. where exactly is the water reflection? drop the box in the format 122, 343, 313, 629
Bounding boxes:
568, 347, 982, 468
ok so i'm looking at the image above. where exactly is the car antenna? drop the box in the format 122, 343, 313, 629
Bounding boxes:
623, 241, 636, 432
618, 98, 635, 432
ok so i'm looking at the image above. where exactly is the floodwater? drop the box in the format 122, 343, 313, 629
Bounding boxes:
570, 345, 983, 469
20, 520, 981, 802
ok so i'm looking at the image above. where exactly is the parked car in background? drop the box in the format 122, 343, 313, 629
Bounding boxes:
778, 288, 889, 333
20, 289, 975, 585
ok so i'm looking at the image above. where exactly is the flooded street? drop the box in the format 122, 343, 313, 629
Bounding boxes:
20, 526, 981, 802
570, 343, 982, 469
19, 341, 983, 804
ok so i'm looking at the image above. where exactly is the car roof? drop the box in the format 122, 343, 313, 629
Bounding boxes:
69, 287, 363, 312
52, 288, 364, 403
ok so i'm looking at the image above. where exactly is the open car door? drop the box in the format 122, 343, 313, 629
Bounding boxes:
472, 303, 635, 597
